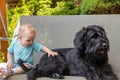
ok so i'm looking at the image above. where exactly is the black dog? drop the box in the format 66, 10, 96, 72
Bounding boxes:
19, 25, 118, 80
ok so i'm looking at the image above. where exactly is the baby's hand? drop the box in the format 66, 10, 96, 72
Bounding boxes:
6, 62, 13, 73
48, 51, 58, 57
7, 62, 13, 69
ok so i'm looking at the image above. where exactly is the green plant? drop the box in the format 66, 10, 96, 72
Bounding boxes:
0, 52, 5, 63
91, 3, 120, 14
52, 1, 77, 15
80, 0, 100, 14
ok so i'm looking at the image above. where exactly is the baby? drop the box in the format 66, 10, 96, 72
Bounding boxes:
0, 23, 58, 79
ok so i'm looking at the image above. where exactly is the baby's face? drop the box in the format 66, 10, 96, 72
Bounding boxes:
20, 31, 36, 47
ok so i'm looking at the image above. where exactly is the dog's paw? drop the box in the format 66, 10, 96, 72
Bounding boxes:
50, 73, 64, 79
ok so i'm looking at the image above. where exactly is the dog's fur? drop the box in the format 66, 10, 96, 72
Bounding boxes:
25, 25, 118, 80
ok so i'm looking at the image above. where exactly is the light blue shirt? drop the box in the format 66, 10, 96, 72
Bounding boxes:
8, 40, 43, 65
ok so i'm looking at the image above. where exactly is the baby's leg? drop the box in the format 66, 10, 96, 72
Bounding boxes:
0, 63, 8, 78
0, 63, 31, 79
12, 63, 31, 74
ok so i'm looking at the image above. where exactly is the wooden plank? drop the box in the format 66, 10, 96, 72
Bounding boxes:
0, 0, 8, 62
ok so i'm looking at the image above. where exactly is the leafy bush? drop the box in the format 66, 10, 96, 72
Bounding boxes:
0, 52, 5, 63
91, 3, 120, 14
52, 1, 77, 15
80, 0, 100, 14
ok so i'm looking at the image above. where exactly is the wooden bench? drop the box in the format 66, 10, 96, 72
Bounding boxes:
7, 15, 120, 80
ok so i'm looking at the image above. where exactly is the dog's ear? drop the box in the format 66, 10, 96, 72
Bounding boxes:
74, 27, 86, 49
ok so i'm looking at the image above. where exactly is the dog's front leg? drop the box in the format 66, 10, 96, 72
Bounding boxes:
27, 65, 39, 80
101, 64, 118, 80
102, 74, 118, 80
86, 72, 101, 80
101, 70, 118, 80
86, 67, 102, 80
27, 69, 36, 80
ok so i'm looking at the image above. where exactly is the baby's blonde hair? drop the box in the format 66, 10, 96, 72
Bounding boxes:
18, 23, 36, 38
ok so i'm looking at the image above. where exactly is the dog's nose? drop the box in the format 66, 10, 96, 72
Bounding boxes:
102, 43, 107, 48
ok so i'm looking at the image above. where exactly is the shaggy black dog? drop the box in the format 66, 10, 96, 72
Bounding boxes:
19, 25, 118, 80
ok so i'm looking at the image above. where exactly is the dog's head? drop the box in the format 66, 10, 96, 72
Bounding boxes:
74, 25, 109, 64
